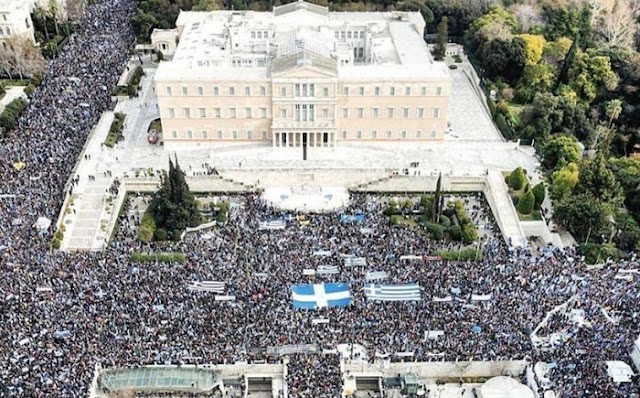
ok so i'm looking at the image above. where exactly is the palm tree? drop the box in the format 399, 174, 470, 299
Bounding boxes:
605, 99, 623, 129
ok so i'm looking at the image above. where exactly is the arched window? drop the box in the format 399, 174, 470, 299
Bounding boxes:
6, 27, 11, 35
0, 27, 4, 36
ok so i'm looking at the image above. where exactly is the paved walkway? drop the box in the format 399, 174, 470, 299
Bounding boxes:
486, 170, 527, 247
0, 87, 26, 113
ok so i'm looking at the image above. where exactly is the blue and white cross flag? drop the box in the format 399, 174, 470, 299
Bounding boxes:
291, 283, 351, 309
364, 283, 421, 301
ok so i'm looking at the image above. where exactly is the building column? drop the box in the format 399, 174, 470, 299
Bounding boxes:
332, 132, 336, 148
273, 132, 277, 148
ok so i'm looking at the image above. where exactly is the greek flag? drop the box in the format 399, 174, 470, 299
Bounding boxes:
188, 281, 225, 293
364, 283, 421, 301
258, 219, 286, 230
291, 283, 351, 309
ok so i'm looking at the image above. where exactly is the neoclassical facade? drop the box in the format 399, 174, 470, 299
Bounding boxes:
0, 0, 35, 44
154, 0, 451, 150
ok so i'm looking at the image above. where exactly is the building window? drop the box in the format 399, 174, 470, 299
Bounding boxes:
247, 130, 253, 139
261, 108, 267, 118
387, 108, 394, 118
343, 86, 349, 96
229, 86, 235, 95
214, 108, 221, 118
232, 130, 238, 140
405, 87, 411, 96
199, 108, 206, 118
217, 130, 223, 139
347, 31, 352, 39
245, 86, 251, 95
230, 108, 236, 118
342, 131, 347, 139
433, 108, 440, 118
359, 86, 365, 96
374, 86, 380, 96
342, 108, 349, 118
416, 130, 422, 139
357, 108, 364, 118
309, 104, 314, 121
421, 86, 426, 96
183, 108, 190, 118
171, 130, 177, 138
213, 86, 219, 96
168, 108, 175, 118
182, 86, 188, 95
323, 87, 329, 97
260, 86, 266, 96
403, 108, 409, 118
202, 130, 208, 139
431, 129, 437, 138
372, 130, 377, 139
187, 130, 193, 139
401, 130, 407, 139
436, 86, 442, 96
322, 108, 328, 118
245, 108, 252, 118
386, 130, 391, 139
281, 87, 286, 97
417, 108, 424, 118
390, 87, 395, 96
356, 130, 362, 139
372, 108, 379, 118
197, 86, 204, 96
262, 130, 267, 140
165, 86, 172, 96
280, 108, 287, 118
310, 84, 315, 96
295, 105, 300, 121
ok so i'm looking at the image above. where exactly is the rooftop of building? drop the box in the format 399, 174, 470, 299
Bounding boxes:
155, 0, 450, 81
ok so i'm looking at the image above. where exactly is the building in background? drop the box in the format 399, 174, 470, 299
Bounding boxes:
0, 0, 35, 45
154, 0, 451, 150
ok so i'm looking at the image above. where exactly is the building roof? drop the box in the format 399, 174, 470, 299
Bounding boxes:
480, 376, 535, 398
98, 367, 222, 393
156, 0, 449, 82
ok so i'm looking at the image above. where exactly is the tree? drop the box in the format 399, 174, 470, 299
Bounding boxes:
577, 155, 624, 206
509, 167, 526, 190
609, 156, 640, 220
532, 182, 546, 209
479, 37, 526, 84
434, 16, 448, 60
516, 62, 556, 102
566, 49, 619, 103
518, 33, 546, 65
517, 189, 535, 214
556, 193, 610, 243
461, 223, 478, 243
150, 157, 201, 239
0, 36, 46, 80
193, 0, 224, 11
551, 162, 579, 200
431, 173, 442, 223
541, 135, 581, 170
604, 99, 623, 129
595, 0, 640, 49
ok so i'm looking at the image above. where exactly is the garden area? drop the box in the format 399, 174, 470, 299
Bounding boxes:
503, 167, 544, 221
104, 112, 126, 148
112, 66, 145, 97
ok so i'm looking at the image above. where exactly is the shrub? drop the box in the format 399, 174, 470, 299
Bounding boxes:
578, 243, 618, 265
532, 182, 546, 209
138, 210, 156, 242
509, 167, 526, 190
517, 189, 535, 214
424, 222, 444, 240
156, 51, 164, 62
51, 239, 61, 250
54, 231, 64, 240
154, 228, 168, 241
448, 225, 462, 241
170, 229, 183, 241
438, 214, 451, 228
496, 113, 512, 139
0, 83, 5, 96
0, 98, 28, 134
461, 223, 479, 244
29, 74, 43, 86
390, 215, 403, 225
24, 84, 36, 97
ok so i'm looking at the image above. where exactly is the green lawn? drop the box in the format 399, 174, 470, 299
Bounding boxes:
1, 79, 28, 87
517, 210, 543, 221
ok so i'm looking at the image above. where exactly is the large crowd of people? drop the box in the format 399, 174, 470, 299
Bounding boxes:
0, 1, 638, 398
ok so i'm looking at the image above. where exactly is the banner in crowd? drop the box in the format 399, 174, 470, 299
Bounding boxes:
313, 250, 331, 257
365, 271, 388, 281
266, 344, 318, 355
344, 257, 367, 267
291, 283, 351, 309
400, 255, 423, 261
188, 281, 225, 293
317, 265, 339, 275
340, 214, 365, 223
471, 293, 493, 301
214, 295, 236, 301
432, 296, 453, 302
364, 283, 421, 301
258, 219, 286, 230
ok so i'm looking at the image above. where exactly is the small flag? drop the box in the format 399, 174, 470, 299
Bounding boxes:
364, 283, 421, 301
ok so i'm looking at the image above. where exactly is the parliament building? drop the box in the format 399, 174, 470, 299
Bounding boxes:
154, 0, 451, 149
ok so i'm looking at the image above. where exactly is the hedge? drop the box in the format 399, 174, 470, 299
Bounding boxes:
0, 98, 28, 136
131, 252, 186, 264
437, 248, 483, 261
495, 113, 513, 139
